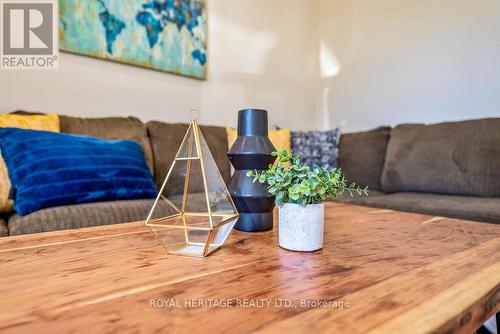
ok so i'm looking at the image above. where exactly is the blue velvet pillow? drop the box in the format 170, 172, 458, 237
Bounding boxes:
0, 128, 157, 216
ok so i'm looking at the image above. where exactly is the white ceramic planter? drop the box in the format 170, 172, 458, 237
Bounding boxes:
278, 203, 325, 252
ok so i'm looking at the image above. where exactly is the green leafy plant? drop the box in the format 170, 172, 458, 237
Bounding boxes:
247, 150, 368, 206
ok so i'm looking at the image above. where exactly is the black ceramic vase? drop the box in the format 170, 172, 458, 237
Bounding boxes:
228, 109, 276, 232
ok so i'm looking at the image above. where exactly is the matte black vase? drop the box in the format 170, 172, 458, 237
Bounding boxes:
228, 109, 276, 232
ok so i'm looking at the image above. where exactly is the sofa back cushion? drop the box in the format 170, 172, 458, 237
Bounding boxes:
147, 121, 231, 189
381, 119, 500, 197
338, 127, 391, 191
60, 115, 154, 173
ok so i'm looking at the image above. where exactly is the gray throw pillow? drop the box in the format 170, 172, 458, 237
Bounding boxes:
291, 129, 340, 168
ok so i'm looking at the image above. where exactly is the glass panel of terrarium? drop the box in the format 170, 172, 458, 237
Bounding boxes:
211, 219, 238, 246
157, 159, 190, 213
197, 129, 238, 226
183, 157, 211, 228
176, 228, 212, 257
146, 215, 187, 252
175, 123, 199, 159
146, 199, 180, 222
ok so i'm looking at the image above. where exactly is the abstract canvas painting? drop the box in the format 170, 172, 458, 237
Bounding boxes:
59, 0, 207, 79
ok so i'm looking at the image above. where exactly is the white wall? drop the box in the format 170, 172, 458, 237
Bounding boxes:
2, 0, 499, 132
317, 0, 500, 132
0, 0, 318, 130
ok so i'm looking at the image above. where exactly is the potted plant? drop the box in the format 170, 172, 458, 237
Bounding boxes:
247, 150, 368, 252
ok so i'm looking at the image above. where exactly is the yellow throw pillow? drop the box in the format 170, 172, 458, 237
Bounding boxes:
0, 161, 11, 212
226, 127, 291, 152
0, 112, 60, 131
0, 113, 60, 212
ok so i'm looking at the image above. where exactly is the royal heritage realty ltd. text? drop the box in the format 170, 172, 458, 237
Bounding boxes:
149, 298, 351, 309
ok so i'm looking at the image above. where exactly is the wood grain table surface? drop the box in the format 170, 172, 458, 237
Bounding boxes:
0, 203, 499, 334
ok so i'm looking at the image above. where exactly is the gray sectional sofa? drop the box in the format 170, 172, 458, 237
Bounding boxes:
1, 114, 498, 237
335, 119, 500, 224
1, 113, 231, 236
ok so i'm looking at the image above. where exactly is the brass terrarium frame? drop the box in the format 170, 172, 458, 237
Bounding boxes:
145, 117, 239, 257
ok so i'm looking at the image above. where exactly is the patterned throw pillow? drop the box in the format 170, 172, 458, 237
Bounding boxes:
291, 129, 341, 168
0, 113, 60, 212
226, 127, 291, 152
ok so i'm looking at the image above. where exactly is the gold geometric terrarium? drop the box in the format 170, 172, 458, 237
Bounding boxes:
145, 117, 239, 257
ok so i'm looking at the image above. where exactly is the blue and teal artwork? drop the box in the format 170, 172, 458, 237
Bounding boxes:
59, 0, 207, 79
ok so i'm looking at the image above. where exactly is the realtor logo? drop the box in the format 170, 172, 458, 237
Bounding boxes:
1, 0, 58, 69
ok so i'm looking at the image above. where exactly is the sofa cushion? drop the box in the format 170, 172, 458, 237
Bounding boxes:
381, 119, 500, 197
147, 121, 231, 189
60, 115, 154, 173
7, 199, 176, 236
335, 192, 500, 224
338, 127, 391, 190
0, 219, 7, 237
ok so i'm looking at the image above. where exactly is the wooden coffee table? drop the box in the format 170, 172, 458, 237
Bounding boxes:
0, 203, 499, 333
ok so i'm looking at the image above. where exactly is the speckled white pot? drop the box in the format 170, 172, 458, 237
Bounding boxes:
278, 203, 324, 252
